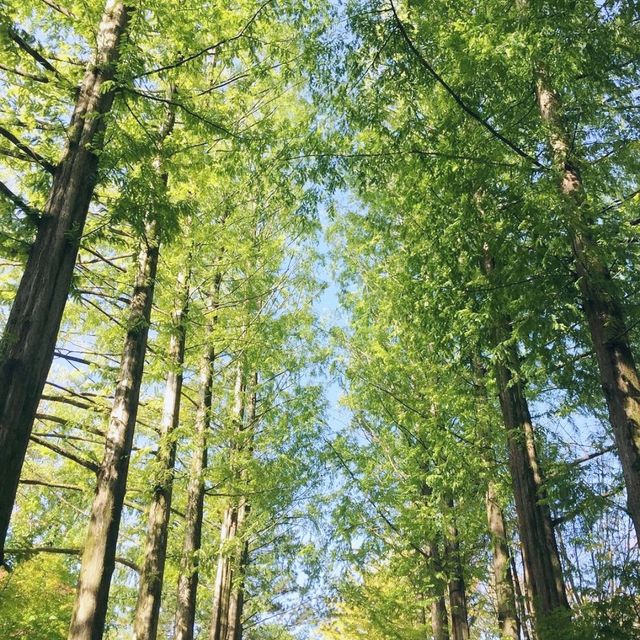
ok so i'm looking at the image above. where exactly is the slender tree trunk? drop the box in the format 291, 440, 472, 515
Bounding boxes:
480, 238, 569, 626
496, 359, 569, 620
486, 483, 520, 640
0, 0, 130, 569
134, 265, 190, 640
209, 365, 250, 640
444, 504, 470, 640
428, 537, 450, 640
421, 482, 449, 640
511, 554, 532, 640
68, 222, 159, 640
431, 592, 450, 640
535, 70, 640, 541
174, 273, 222, 640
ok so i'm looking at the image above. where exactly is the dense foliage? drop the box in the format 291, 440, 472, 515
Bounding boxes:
0, 1, 639, 639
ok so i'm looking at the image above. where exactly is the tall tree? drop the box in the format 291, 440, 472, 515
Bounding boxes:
0, 0, 130, 567
134, 263, 191, 640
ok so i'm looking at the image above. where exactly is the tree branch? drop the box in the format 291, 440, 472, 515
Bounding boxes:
0, 125, 56, 173
30, 434, 100, 473
8, 26, 61, 77
135, 0, 274, 78
4, 547, 138, 572
388, 0, 544, 169
0, 179, 42, 222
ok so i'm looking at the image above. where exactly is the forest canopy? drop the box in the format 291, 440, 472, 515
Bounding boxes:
0, 1, 639, 639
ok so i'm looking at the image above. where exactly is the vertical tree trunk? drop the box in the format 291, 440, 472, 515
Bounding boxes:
174, 273, 222, 640
420, 479, 449, 640
486, 482, 520, 640
209, 365, 250, 640
431, 593, 450, 640
511, 554, 532, 640
496, 360, 569, 620
444, 505, 470, 640
535, 70, 640, 541
134, 265, 190, 640
0, 0, 130, 569
427, 538, 450, 640
480, 236, 569, 627
68, 222, 159, 640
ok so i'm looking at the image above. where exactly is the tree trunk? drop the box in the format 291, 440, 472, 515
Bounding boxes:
134, 266, 190, 640
431, 593, 450, 640
174, 273, 222, 640
68, 223, 159, 640
511, 554, 532, 640
444, 505, 470, 640
209, 365, 250, 640
486, 482, 520, 640
535, 69, 640, 541
427, 538, 450, 640
480, 236, 569, 626
0, 0, 130, 569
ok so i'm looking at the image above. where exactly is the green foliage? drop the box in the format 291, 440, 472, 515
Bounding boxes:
0, 556, 75, 639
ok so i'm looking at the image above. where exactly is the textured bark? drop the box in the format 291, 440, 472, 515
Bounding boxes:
427, 538, 450, 640
134, 266, 190, 640
480, 237, 569, 624
68, 223, 159, 640
496, 360, 569, 620
174, 274, 222, 640
486, 483, 520, 640
511, 555, 532, 640
535, 70, 640, 541
0, 0, 130, 568
420, 479, 449, 640
209, 366, 252, 640
444, 507, 470, 640
209, 503, 249, 640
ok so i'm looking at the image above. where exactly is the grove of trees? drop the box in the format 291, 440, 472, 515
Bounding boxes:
0, 1, 638, 639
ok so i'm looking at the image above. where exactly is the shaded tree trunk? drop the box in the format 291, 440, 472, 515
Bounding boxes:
535, 69, 640, 541
480, 237, 569, 626
420, 479, 450, 640
486, 482, 520, 640
0, 0, 130, 569
427, 538, 450, 640
511, 554, 532, 640
496, 358, 569, 621
68, 222, 159, 640
134, 265, 190, 640
174, 273, 222, 640
444, 504, 470, 640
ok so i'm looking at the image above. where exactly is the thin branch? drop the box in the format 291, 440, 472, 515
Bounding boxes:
4, 547, 138, 572
39, 0, 75, 19
0, 63, 48, 83
7, 27, 61, 77
0, 180, 42, 222
0, 125, 56, 173
388, 0, 544, 169
135, 0, 274, 78
30, 435, 100, 473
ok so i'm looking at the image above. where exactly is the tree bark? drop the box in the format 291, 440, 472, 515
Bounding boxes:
486, 482, 520, 640
174, 273, 222, 640
535, 69, 640, 541
496, 358, 570, 622
209, 365, 250, 640
427, 538, 450, 640
444, 505, 470, 640
68, 222, 159, 640
480, 236, 569, 626
0, 0, 130, 569
134, 266, 190, 640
